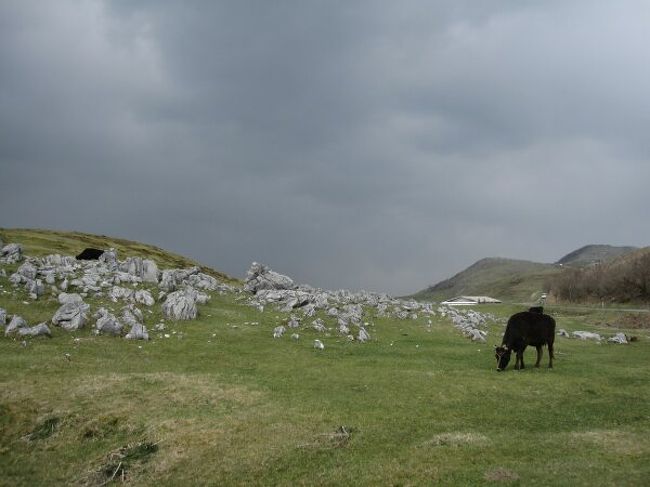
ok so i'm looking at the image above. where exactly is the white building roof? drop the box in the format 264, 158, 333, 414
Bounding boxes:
440, 295, 502, 305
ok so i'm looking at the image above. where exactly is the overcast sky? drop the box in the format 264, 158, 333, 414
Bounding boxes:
2, 1, 650, 295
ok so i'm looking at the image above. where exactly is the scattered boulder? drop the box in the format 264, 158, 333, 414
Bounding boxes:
58, 292, 84, 305
94, 308, 123, 336
162, 290, 198, 320
125, 322, 149, 340
5, 315, 27, 336
311, 318, 326, 333
313, 339, 325, 350
17, 323, 51, 338
557, 328, 570, 338
0, 243, 23, 263
607, 332, 628, 344
273, 326, 285, 338
572, 331, 601, 341
244, 262, 294, 293
134, 289, 155, 307
0, 308, 6, 326
357, 327, 371, 343
52, 302, 90, 331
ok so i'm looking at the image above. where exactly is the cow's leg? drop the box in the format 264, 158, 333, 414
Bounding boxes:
515, 351, 525, 370
534, 346, 542, 368
548, 342, 554, 369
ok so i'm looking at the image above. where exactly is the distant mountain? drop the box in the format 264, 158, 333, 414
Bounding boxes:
410, 257, 559, 303
411, 244, 640, 303
556, 244, 638, 267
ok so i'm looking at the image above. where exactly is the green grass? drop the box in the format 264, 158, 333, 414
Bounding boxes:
1, 230, 649, 485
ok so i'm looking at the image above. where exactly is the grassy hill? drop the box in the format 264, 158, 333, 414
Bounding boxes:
411, 257, 560, 303
1, 230, 650, 485
556, 244, 638, 267
0, 227, 238, 284
412, 245, 641, 303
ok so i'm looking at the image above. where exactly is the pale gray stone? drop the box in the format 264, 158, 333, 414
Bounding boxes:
17, 323, 51, 338
244, 262, 294, 293
142, 259, 159, 283
357, 327, 371, 343
311, 318, 326, 333
572, 331, 601, 341
162, 290, 198, 320
58, 292, 84, 305
5, 315, 27, 335
0, 243, 23, 263
125, 322, 149, 340
52, 302, 90, 331
0, 308, 6, 326
313, 339, 325, 350
607, 332, 628, 344
134, 289, 155, 306
94, 308, 123, 336
273, 326, 285, 338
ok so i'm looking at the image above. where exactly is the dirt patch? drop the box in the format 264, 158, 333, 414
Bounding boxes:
484, 467, 519, 482
600, 313, 650, 329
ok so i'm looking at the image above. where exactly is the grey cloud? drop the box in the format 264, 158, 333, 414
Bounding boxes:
2, 1, 650, 295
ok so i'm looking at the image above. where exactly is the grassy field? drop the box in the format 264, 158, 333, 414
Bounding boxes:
1, 231, 649, 486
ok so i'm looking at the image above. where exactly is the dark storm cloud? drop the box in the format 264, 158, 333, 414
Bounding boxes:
2, 1, 650, 294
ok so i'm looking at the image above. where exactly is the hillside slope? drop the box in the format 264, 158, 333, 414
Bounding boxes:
411, 257, 560, 303
556, 244, 638, 267
0, 228, 238, 284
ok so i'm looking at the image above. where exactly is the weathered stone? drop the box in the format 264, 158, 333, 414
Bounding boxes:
162, 290, 198, 320
58, 292, 84, 305
313, 339, 325, 350
109, 286, 134, 302
94, 308, 123, 336
142, 259, 159, 283
0, 243, 23, 263
52, 302, 90, 331
99, 248, 118, 265
17, 323, 51, 338
311, 318, 326, 333
0, 308, 6, 326
287, 315, 300, 328
244, 262, 294, 293
134, 289, 155, 306
607, 332, 628, 344
557, 328, 570, 338
273, 326, 285, 338
5, 315, 27, 335
572, 331, 601, 341
125, 322, 149, 340
357, 327, 371, 343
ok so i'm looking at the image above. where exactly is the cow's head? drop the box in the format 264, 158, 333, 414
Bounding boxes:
494, 345, 511, 371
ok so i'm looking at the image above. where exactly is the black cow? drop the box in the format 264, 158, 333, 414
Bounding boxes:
76, 248, 104, 260
495, 311, 555, 371
528, 306, 544, 314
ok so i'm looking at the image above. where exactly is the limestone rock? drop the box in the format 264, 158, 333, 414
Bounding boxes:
52, 302, 90, 331
311, 318, 326, 333
58, 292, 84, 305
162, 290, 198, 320
273, 326, 285, 338
125, 322, 149, 340
572, 331, 601, 341
94, 308, 123, 336
607, 332, 628, 344
135, 289, 155, 306
244, 262, 294, 293
0, 243, 23, 263
313, 339, 325, 350
357, 327, 371, 343
0, 308, 6, 326
5, 315, 27, 335
17, 323, 51, 338
142, 259, 159, 283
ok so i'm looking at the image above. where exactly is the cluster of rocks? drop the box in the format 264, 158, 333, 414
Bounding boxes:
244, 262, 440, 344
1, 243, 236, 341
438, 306, 495, 343
1, 308, 51, 338
558, 329, 631, 344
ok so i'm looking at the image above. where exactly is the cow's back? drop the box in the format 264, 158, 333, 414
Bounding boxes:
504, 311, 555, 348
